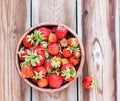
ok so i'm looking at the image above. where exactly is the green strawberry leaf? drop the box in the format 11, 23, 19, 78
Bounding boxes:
32, 71, 43, 79
27, 49, 31, 55
31, 59, 36, 66
62, 67, 76, 79
70, 68, 76, 78
33, 29, 45, 45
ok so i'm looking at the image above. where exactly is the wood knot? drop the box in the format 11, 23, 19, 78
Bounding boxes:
13, 28, 18, 34
83, 9, 88, 16
92, 38, 103, 71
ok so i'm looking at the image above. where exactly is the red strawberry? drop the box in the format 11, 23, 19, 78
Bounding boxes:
33, 47, 45, 56
72, 51, 81, 58
48, 73, 63, 88
32, 47, 45, 66
48, 33, 58, 43
39, 41, 48, 49
21, 64, 34, 78
23, 34, 34, 48
67, 38, 79, 47
82, 76, 97, 89
31, 66, 47, 83
48, 43, 60, 55
61, 63, 76, 82
44, 60, 51, 73
60, 38, 68, 47
61, 58, 69, 65
55, 26, 68, 39
62, 47, 73, 58
69, 57, 79, 66
33, 66, 47, 77
33, 30, 45, 46
17, 48, 29, 61
38, 27, 51, 40
37, 78, 49, 88
50, 56, 61, 68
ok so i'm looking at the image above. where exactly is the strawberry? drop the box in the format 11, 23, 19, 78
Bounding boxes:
48, 73, 63, 88
21, 64, 34, 78
32, 66, 47, 80
61, 63, 76, 82
50, 56, 61, 68
17, 47, 29, 61
23, 34, 34, 48
44, 60, 51, 73
72, 51, 81, 58
67, 38, 79, 47
48, 33, 58, 43
24, 49, 45, 67
48, 43, 60, 55
33, 30, 45, 46
39, 41, 48, 49
60, 38, 68, 47
37, 78, 49, 88
61, 58, 69, 65
33, 66, 47, 77
32, 47, 45, 66
55, 26, 68, 39
69, 57, 79, 66
62, 47, 73, 58
38, 27, 51, 40
33, 47, 45, 56
82, 76, 97, 89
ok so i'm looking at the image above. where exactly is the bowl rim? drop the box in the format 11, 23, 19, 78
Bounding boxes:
15, 22, 85, 92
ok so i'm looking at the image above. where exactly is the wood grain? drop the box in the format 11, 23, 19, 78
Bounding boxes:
32, 0, 77, 101
0, 0, 31, 101
77, 0, 84, 101
0, 0, 119, 101
78, 0, 117, 101
116, 0, 120, 100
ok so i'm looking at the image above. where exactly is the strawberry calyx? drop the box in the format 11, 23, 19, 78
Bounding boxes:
54, 68, 61, 75
39, 41, 48, 48
26, 33, 35, 44
60, 38, 67, 47
90, 79, 97, 88
45, 50, 49, 59
33, 30, 45, 45
17, 47, 25, 57
50, 56, 61, 68
61, 67, 76, 79
67, 46, 74, 53
20, 61, 31, 68
24, 50, 43, 66
32, 71, 43, 79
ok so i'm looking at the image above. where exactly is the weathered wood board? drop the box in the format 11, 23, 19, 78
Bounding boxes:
0, 0, 119, 101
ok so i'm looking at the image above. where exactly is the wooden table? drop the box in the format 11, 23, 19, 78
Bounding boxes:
0, 0, 119, 101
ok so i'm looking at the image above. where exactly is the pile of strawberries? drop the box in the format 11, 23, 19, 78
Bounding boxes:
18, 25, 81, 88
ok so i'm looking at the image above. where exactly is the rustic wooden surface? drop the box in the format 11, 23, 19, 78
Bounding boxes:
0, 0, 119, 101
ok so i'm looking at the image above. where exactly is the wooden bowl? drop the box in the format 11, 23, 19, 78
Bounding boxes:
15, 23, 85, 92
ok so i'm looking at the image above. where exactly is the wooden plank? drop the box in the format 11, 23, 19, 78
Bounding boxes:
77, 0, 117, 101
116, 0, 120, 100
32, 0, 77, 101
0, 0, 31, 101
77, 0, 84, 101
